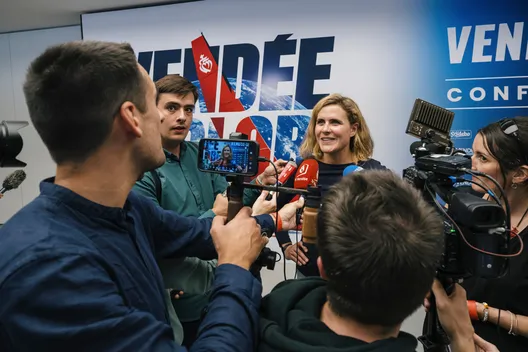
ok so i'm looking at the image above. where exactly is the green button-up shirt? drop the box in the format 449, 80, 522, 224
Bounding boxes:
133, 142, 228, 343
135, 143, 228, 218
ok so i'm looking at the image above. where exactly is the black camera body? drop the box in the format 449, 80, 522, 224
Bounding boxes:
404, 156, 508, 280
403, 100, 509, 281
404, 99, 510, 351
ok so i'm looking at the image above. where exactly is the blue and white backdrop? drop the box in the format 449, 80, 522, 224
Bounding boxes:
81, 0, 528, 174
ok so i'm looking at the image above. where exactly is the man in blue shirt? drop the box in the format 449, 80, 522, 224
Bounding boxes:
0, 40, 301, 351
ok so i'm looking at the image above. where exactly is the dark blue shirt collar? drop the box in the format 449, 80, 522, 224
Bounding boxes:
39, 177, 132, 221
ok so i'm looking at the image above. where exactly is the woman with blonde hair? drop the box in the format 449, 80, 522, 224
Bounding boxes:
276, 93, 387, 277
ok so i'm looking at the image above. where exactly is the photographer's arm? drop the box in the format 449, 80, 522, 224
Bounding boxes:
243, 159, 287, 206
199, 174, 229, 219
471, 301, 528, 338
251, 192, 308, 264
251, 191, 277, 216
136, 192, 287, 260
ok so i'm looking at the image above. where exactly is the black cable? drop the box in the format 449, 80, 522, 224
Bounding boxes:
257, 157, 303, 281
259, 158, 282, 279
257, 157, 279, 232
283, 243, 288, 280
266, 160, 279, 234
266, 160, 293, 280
497, 309, 501, 337
295, 226, 300, 279
425, 182, 519, 262
455, 177, 501, 206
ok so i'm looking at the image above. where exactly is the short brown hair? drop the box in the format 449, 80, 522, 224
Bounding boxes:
155, 74, 198, 103
23, 40, 147, 165
317, 170, 444, 326
300, 94, 374, 161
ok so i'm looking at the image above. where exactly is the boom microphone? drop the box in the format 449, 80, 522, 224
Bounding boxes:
0, 169, 26, 194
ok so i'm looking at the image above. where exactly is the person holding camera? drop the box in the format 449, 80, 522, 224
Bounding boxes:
0, 40, 302, 351
461, 116, 528, 351
259, 169, 486, 352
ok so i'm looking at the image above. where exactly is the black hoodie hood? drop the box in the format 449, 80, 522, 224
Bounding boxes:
259, 278, 417, 352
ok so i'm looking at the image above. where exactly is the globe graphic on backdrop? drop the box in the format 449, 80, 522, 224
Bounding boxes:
189, 78, 310, 160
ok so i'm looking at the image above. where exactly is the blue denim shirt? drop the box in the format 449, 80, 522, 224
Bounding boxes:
0, 178, 273, 351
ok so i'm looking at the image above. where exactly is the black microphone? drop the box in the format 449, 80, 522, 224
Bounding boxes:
0, 169, 26, 194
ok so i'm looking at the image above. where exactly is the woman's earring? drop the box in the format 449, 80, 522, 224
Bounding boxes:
512, 183, 519, 190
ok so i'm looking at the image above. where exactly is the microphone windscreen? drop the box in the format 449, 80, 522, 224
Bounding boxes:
2, 170, 26, 191
294, 159, 319, 189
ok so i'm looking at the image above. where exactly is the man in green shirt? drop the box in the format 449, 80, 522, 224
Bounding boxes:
134, 74, 286, 347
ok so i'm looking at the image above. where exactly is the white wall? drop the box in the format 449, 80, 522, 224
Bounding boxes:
0, 26, 81, 223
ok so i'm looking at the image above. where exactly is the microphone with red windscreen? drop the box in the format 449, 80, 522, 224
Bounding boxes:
287, 158, 319, 204
266, 158, 297, 200
293, 158, 319, 190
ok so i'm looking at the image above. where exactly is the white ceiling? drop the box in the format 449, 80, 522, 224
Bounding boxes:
0, 0, 193, 34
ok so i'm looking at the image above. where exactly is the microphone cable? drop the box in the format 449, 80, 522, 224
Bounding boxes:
258, 157, 280, 234
257, 157, 303, 280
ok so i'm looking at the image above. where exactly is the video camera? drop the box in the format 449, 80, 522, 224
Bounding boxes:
0, 120, 28, 168
197, 132, 308, 275
402, 99, 512, 351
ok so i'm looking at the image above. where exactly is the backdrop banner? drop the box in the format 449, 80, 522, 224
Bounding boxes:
81, 0, 528, 173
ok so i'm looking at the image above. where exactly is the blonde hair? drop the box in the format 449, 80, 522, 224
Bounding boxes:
299, 94, 374, 161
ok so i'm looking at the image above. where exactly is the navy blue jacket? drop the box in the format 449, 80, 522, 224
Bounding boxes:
0, 178, 274, 351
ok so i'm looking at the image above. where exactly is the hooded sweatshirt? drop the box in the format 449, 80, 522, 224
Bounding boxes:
259, 277, 418, 352
274, 158, 387, 277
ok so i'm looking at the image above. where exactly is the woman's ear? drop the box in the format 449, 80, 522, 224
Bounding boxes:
349, 122, 359, 137
512, 165, 528, 185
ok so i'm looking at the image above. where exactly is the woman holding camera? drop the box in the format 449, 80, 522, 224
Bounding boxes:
275, 93, 387, 277
462, 116, 528, 351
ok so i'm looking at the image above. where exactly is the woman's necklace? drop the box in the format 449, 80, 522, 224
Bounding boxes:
512, 205, 528, 236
